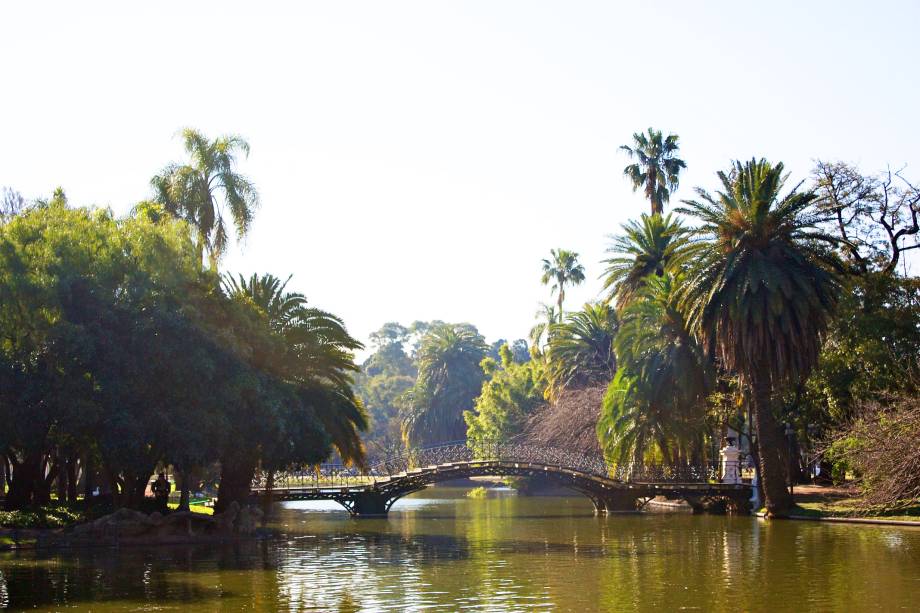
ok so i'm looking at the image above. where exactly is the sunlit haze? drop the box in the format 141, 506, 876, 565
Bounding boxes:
2, 1, 918, 354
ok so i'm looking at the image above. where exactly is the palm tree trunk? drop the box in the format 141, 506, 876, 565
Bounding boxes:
557, 286, 564, 323
647, 168, 662, 216
750, 372, 794, 517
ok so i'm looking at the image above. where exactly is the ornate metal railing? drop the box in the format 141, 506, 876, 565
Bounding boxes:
253, 440, 728, 490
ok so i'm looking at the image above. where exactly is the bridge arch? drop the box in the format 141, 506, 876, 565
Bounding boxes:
253, 442, 753, 517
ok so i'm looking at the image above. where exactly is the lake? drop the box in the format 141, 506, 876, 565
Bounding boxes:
2, 487, 919, 611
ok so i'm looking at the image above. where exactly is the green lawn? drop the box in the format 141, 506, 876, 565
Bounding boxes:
763, 485, 920, 522
167, 502, 214, 516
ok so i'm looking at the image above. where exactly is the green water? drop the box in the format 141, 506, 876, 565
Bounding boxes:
2, 487, 919, 611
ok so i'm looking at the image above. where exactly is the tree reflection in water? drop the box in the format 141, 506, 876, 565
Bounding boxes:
1, 488, 920, 611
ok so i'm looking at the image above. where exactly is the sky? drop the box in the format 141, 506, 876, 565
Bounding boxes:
2, 1, 919, 356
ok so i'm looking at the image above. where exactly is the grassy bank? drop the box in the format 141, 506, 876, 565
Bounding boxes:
786, 485, 920, 522
1, 500, 214, 530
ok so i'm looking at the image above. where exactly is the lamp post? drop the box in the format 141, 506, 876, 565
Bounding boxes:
784, 422, 795, 495
806, 423, 820, 481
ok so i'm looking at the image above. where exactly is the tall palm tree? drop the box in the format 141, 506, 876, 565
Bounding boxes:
678, 159, 842, 517
601, 213, 691, 310
621, 128, 686, 215
545, 302, 618, 399
541, 249, 585, 322
223, 273, 367, 465
599, 274, 712, 467
154, 129, 259, 268
402, 324, 488, 447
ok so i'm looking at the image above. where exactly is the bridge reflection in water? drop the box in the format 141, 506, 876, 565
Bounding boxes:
250, 442, 752, 517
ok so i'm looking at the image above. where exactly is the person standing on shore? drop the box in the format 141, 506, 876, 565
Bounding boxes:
152, 473, 171, 512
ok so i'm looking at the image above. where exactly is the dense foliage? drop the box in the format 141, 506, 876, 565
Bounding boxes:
401, 324, 488, 447
0, 142, 365, 513
464, 344, 548, 447
545, 302, 618, 399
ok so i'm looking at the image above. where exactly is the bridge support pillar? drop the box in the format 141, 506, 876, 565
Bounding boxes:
350, 491, 390, 517
683, 492, 753, 515
594, 491, 640, 513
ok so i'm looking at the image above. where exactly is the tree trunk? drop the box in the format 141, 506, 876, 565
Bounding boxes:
55, 448, 67, 503
4, 451, 42, 510
215, 456, 256, 513
66, 455, 78, 503
177, 467, 191, 512
750, 374, 794, 517
0, 454, 7, 500
83, 453, 95, 506
34, 456, 57, 506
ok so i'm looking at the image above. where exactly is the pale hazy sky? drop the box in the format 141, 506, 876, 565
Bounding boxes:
2, 1, 919, 353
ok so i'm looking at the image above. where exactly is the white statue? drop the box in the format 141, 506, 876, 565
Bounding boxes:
720, 439, 742, 485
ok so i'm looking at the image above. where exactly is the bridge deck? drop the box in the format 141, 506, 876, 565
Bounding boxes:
251, 459, 750, 502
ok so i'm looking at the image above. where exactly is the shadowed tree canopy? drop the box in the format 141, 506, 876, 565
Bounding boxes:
222, 272, 367, 466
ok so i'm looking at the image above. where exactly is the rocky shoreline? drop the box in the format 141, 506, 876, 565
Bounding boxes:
0, 501, 267, 551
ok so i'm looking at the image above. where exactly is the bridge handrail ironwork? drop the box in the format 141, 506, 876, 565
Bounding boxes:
253, 440, 725, 490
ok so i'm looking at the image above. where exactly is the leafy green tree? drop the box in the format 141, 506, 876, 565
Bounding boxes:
153, 128, 259, 268
402, 324, 487, 447
464, 344, 548, 447
541, 249, 585, 322
601, 213, 690, 309
369, 322, 411, 352
354, 322, 417, 456
620, 128, 686, 215
679, 158, 843, 517
804, 272, 920, 422
0, 196, 212, 509
546, 302, 618, 399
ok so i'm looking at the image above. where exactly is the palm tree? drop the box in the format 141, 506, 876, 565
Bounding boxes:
678, 159, 843, 517
601, 213, 691, 310
528, 303, 557, 354
599, 274, 712, 467
402, 324, 488, 447
621, 128, 686, 215
545, 302, 618, 399
598, 370, 673, 467
154, 129, 259, 268
223, 273, 367, 463
541, 249, 585, 322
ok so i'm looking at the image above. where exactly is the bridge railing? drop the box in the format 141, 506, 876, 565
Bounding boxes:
253, 441, 729, 490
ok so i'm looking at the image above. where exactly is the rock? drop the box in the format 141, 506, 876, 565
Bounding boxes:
64, 502, 267, 546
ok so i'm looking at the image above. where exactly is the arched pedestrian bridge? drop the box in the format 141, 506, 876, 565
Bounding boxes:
251, 442, 752, 517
